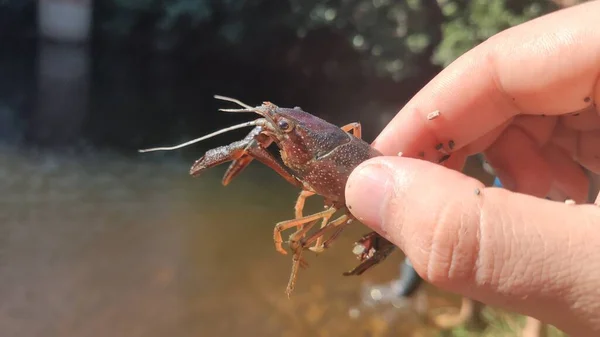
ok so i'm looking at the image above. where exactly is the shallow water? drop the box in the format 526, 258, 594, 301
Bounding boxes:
0, 146, 476, 337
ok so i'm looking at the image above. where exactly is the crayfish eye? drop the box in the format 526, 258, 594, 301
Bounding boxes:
277, 118, 293, 132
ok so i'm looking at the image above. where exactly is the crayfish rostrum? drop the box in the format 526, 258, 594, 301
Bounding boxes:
140, 95, 396, 296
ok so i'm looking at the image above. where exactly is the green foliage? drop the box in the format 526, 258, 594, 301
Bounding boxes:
287, 0, 445, 81
432, 0, 559, 67
437, 307, 569, 337
99, 0, 578, 79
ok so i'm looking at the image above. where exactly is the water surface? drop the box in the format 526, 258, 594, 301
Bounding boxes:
1, 146, 476, 337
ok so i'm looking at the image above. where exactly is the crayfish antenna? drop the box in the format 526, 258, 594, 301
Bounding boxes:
218, 108, 257, 113
218, 106, 276, 126
214, 95, 278, 126
138, 120, 260, 153
214, 95, 254, 109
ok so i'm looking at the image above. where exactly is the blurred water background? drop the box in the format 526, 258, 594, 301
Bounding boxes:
0, 1, 584, 336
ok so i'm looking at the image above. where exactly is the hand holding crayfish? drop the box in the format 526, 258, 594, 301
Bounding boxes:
345, 2, 600, 337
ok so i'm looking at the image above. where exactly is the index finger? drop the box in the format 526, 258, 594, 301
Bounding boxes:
373, 1, 600, 158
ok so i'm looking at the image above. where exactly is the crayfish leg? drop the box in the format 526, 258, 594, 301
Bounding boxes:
301, 213, 352, 253
287, 190, 317, 245
310, 213, 348, 253
314, 217, 354, 252
293, 191, 340, 252
285, 212, 353, 296
285, 232, 316, 297
294, 190, 315, 219
340, 122, 362, 139
273, 207, 336, 255
286, 250, 307, 297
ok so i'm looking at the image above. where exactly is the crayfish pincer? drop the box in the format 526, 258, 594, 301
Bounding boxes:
139, 95, 395, 296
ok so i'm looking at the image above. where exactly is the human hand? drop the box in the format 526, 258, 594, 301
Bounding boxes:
345, 1, 600, 336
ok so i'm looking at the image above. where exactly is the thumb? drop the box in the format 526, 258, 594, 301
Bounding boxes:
345, 156, 600, 336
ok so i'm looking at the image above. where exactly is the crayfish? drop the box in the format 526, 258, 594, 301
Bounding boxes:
140, 95, 397, 296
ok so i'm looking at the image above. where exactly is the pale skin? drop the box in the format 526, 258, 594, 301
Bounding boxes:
345, 1, 600, 336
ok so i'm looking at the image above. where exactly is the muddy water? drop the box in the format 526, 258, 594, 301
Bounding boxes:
0, 145, 490, 337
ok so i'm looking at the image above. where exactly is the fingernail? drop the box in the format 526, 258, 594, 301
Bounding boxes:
346, 163, 391, 231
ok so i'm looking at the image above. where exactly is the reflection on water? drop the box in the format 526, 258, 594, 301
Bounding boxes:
0, 146, 467, 337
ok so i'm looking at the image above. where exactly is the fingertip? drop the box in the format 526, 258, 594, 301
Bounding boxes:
346, 156, 484, 248
345, 158, 395, 232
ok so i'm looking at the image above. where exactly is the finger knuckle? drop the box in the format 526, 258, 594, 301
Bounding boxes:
418, 185, 496, 289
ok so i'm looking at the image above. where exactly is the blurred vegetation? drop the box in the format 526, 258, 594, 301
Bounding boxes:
432, 0, 559, 67
438, 307, 568, 337
96, 0, 588, 81
0, 0, 591, 81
